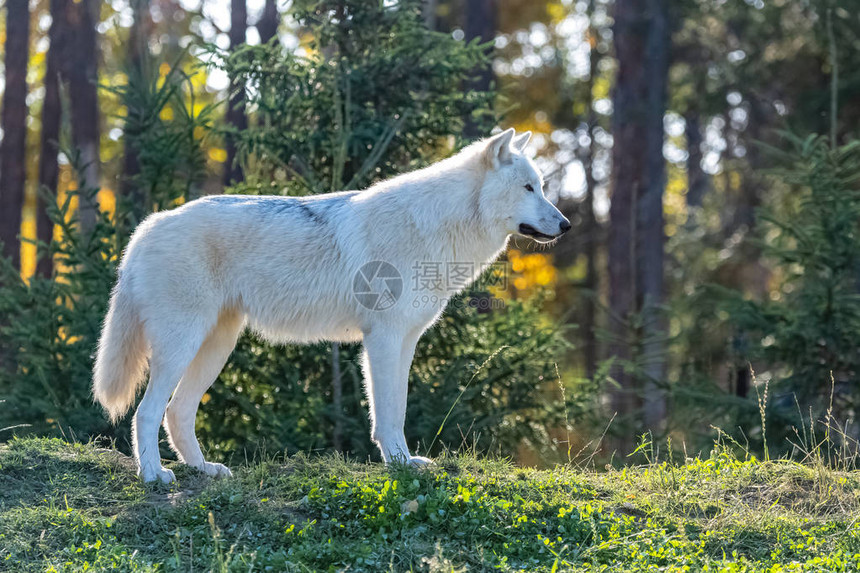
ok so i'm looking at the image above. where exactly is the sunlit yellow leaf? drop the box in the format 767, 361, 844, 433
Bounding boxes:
98, 188, 116, 218
20, 205, 37, 281
536, 267, 556, 286
546, 2, 566, 23
593, 76, 611, 102
209, 148, 228, 162
729, 171, 741, 191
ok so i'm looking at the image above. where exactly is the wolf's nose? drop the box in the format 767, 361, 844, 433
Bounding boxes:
559, 220, 572, 234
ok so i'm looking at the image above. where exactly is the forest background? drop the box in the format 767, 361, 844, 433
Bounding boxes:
1, 0, 859, 467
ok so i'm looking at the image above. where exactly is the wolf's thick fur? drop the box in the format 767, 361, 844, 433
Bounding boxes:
93, 129, 570, 482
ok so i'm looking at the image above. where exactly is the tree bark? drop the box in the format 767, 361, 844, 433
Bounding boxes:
581, 1, 600, 381
730, 99, 766, 234
63, 0, 101, 232
462, 0, 495, 138
224, 0, 248, 186
609, 0, 670, 452
422, 0, 437, 31
685, 112, 708, 209
122, 0, 151, 224
257, 0, 279, 44
36, 0, 67, 277
0, 0, 30, 271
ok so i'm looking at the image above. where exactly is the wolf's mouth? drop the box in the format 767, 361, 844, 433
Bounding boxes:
518, 223, 559, 242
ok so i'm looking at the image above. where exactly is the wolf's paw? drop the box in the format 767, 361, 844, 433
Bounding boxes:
199, 462, 233, 478
140, 466, 176, 484
407, 456, 434, 468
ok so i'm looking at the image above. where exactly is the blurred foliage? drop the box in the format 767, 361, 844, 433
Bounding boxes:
211, 0, 495, 194
105, 56, 216, 218
719, 135, 860, 420
667, 134, 860, 454
0, 159, 119, 442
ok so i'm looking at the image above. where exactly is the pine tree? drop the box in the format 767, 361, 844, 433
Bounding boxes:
723, 135, 860, 422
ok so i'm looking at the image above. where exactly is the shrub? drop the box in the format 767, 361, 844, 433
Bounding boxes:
0, 168, 119, 442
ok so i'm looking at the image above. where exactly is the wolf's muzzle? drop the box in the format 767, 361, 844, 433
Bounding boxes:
519, 222, 568, 241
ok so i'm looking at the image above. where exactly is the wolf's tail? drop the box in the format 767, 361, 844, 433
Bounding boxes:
92, 282, 149, 423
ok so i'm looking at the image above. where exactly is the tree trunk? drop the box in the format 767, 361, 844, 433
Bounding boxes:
422, 0, 437, 31
462, 0, 495, 138
685, 112, 708, 209
257, 0, 279, 44
36, 0, 67, 277
730, 99, 766, 234
224, 0, 248, 186
607, 169, 637, 455
122, 0, 151, 224
63, 0, 101, 232
609, 0, 670, 452
0, 0, 30, 271
581, 1, 600, 381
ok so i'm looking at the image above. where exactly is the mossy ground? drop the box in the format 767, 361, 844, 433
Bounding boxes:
2, 437, 860, 571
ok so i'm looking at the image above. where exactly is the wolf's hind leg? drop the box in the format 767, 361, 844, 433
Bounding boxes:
165, 309, 244, 478
134, 319, 210, 483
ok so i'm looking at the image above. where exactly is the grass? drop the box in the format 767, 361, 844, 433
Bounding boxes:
2, 437, 860, 571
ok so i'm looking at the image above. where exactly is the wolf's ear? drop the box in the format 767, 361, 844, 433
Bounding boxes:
486, 128, 516, 169
512, 131, 532, 152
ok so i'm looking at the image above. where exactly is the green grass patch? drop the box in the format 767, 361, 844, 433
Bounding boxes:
2, 437, 860, 571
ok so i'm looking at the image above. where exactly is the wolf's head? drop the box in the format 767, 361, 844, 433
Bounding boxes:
477, 128, 570, 244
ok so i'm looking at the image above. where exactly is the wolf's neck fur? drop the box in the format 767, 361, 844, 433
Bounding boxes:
364, 146, 508, 268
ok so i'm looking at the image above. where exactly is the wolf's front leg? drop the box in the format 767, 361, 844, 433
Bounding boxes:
362, 329, 431, 466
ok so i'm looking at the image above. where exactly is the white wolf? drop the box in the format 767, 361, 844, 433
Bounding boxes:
92, 128, 570, 483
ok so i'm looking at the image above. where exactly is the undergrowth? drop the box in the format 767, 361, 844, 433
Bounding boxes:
2, 436, 860, 571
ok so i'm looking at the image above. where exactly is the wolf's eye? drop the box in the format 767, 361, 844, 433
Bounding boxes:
524, 184, 534, 192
